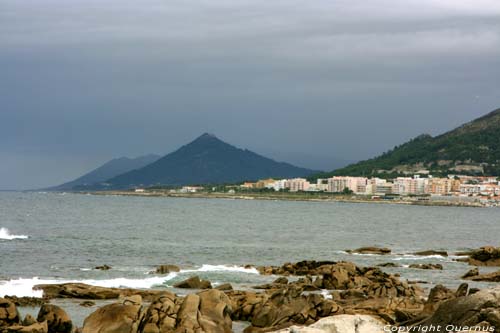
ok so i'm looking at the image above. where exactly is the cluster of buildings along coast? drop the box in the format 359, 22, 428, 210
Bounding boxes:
239, 175, 500, 200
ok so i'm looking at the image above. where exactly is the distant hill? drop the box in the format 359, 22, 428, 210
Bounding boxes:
50, 154, 160, 190
313, 108, 500, 179
105, 133, 317, 188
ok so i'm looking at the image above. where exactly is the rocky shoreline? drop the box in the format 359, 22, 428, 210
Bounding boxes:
2, 247, 500, 333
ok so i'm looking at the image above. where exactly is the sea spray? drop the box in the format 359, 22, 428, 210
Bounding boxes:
0, 227, 28, 240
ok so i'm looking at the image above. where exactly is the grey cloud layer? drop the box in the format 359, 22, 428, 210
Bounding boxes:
1, 0, 499, 189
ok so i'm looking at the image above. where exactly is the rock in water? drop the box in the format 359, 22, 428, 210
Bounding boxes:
468, 246, 500, 266
82, 295, 142, 333
408, 264, 443, 270
413, 250, 448, 257
346, 247, 391, 255
154, 264, 180, 274
36, 304, 72, 333
173, 276, 212, 289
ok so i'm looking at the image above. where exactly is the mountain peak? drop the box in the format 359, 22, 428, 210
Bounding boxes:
198, 133, 218, 140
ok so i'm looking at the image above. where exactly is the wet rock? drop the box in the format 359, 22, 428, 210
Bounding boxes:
79, 301, 95, 307
36, 304, 72, 333
462, 268, 479, 279
173, 276, 212, 289
153, 264, 180, 274
377, 262, 400, 268
468, 246, 500, 266
82, 295, 143, 333
0, 298, 20, 327
3, 297, 44, 307
463, 270, 500, 282
346, 247, 391, 255
34, 283, 163, 301
408, 264, 443, 270
22, 314, 36, 326
95, 265, 111, 270
215, 283, 233, 291
413, 250, 448, 257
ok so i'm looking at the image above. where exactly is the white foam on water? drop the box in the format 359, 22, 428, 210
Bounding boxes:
181, 264, 260, 274
393, 254, 446, 261
0, 227, 29, 240
320, 289, 332, 300
0, 273, 178, 298
0, 264, 260, 297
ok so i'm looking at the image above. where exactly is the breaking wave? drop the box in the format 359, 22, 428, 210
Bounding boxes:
0, 265, 259, 298
0, 227, 29, 240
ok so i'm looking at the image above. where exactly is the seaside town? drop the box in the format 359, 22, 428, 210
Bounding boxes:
159, 174, 500, 207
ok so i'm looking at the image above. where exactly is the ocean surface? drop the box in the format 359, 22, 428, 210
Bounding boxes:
1, 192, 499, 325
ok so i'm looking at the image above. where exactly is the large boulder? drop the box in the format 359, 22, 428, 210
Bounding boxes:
270, 315, 385, 333
0, 298, 20, 327
173, 276, 212, 289
36, 304, 72, 333
137, 289, 233, 333
82, 295, 143, 333
413, 286, 500, 331
468, 246, 500, 266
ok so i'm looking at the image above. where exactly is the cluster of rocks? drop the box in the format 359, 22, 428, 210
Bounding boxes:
6, 255, 500, 333
462, 268, 500, 282
455, 246, 500, 266
0, 298, 72, 333
468, 246, 500, 266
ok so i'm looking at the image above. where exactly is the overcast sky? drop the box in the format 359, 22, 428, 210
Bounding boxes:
1, 0, 500, 189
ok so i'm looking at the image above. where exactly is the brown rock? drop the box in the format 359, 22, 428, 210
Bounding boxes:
408, 264, 443, 270
82, 295, 142, 333
215, 283, 233, 291
413, 286, 500, 330
173, 276, 212, 289
36, 304, 72, 333
22, 314, 37, 326
79, 301, 96, 307
4, 322, 48, 333
469, 246, 500, 266
463, 270, 500, 282
154, 264, 180, 274
413, 250, 448, 257
462, 267, 479, 279
377, 263, 400, 268
346, 247, 391, 255
0, 298, 20, 327
95, 265, 111, 270
34, 283, 163, 301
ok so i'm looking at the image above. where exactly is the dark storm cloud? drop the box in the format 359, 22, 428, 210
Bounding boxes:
1, 0, 500, 189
